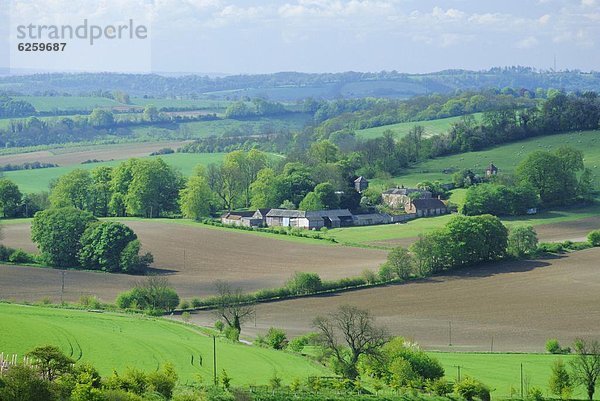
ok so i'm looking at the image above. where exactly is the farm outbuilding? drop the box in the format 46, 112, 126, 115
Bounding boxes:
266, 209, 354, 230
221, 211, 263, 227
405, 198, 449, 217
382, 186, 432, 209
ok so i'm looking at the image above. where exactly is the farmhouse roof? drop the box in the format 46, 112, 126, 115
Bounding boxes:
254, 208, 271, 217
266, 208, 353, 219
383, 187, 424, 196
354, 176, 368, 183
411, 198, 447, 210
221, 211, 256, 219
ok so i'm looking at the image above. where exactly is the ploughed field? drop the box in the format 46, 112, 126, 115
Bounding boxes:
0, 220, 387, 302
188, 247, 600, 353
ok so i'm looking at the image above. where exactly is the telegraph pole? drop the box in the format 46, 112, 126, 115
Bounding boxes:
448, 321, 452, 346
456, 365, 461, 382
213, 336, 217, 386
520, 363, 524, 399
60, 271, 66, 303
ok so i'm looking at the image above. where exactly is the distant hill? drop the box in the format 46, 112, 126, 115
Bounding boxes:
1, 67, 600, 100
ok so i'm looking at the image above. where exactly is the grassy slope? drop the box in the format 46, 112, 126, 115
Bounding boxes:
13, 96, 123, 112
378, 129, 600, 188
431, 352, 582, 398
0, 303, 329, 384
356, 114, 482, 140
4, 153, 226, 193
326, 202, 600, 246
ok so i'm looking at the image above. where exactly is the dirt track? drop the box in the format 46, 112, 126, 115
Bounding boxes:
0, 221, 387, 302
188, 247, 600, 352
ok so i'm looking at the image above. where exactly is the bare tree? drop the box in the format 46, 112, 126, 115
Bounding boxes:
571, 339, 600, 401
313, 305, 388, 380
213, 281, 255, 336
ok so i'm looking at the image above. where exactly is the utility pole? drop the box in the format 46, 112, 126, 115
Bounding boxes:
520, 363, 524, 399
60, 271, 66, 303
491, 335, 494, 352
448, 321, 452, 346
183, 249, 186, 270
213, 336, 217, 386
456, 365, 461, 382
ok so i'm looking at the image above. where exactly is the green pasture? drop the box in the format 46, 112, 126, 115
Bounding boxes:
430, 352, 583, 399
326, 203, 600, 247
0, 303, 329, 384
379, 129, 600, 188
13, 96, 123, 112
3, 153, 226, 193
356, 114, 482, 140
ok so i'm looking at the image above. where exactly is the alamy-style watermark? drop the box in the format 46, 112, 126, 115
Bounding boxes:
8, 1, 153, 73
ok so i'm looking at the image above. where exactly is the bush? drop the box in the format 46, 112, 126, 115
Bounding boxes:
589, 230, 600, 246
8, 249, 34, 264
538, 242, 566, 254
79, 295, 102, 309
361, 269, 378, 284
223, 326, 240, 341
115, 277, 179, 313
286, 272, 322, 295
454, 377, 490, 401
214, 321, 224, 332
527, 386, 544, 401
0, 244, 14, 261
287, 332, 319, 353
545, 338, 570, 354
179, 300, 190, 310
263, 327, 287, 350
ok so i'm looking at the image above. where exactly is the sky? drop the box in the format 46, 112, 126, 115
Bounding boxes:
1, 0, 599, 74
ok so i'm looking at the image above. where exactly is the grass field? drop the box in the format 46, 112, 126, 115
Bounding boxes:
0, 303, 329, 384
3, 152, 226, 193
13, 96, 123, 112
431, 352, 582, 398
377, 129, 600, 188
356, 114, 482, 140
325, 202, 600, 247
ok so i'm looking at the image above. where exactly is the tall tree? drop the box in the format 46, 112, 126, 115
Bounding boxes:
179, 166, 215, 220
571, 339, 600, 401
212, 281, 255, 339
49, 169, 93, 211
313, 305, 388, 380
0, 178, 22, 217
31, 207, 97, 267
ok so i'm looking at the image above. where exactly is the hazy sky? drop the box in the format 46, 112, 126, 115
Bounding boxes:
1, 0, 600, 74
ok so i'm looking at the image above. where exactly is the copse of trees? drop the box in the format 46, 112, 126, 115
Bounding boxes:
516, 146, 591, 206
462, 183, 538, 216
31, 207, 152, 273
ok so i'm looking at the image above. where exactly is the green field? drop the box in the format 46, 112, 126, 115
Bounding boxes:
379, 129, 600, 188
431, 352, 582, 399
13, 96, 124, 112
128, 97, 231, 109
0, 303, 329, 384
326, 202, 600, 246
356, 114, 482, 140
4, 153, 226, 193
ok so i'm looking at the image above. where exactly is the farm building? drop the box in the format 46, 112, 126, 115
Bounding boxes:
382, 186, 432, 209
354, 176, 369, 193
405, 198, 449, 217
266, 209, 354, 229
221, 211, 263, 227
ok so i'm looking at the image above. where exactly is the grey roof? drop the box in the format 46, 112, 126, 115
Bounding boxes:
354, 176, 368, 183
411, 198, 447, 210
222, 211, 256, 219
253, 208, 271, 217
383, 187, 427, 196
266, 208, 353, 219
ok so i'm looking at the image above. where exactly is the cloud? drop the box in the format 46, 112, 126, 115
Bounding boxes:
538, 14, 551, 24
582, 0, 596, 6
516, 36, 539, 49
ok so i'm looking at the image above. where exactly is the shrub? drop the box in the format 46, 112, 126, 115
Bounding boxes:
191, 298, 202, 308
223, 326, 240, 341
79, 295, 102, 309
527, 386, 544, 401
115, 277, 179, 313
179, 300, 190, 310
361, 269, 378, 284
0, 244, 14, 261
8, 249, 34, 264
589, 230, 600, 246
538, 242, 565, 254
263, 327, 287, 350
454, 377, 490, 401
286, 272, 322, 295
287, 333, 319, 353
214, 321, 225, 332
546, 339, 561, 354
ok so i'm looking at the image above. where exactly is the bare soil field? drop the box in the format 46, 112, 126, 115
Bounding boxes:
0, 141, 190, 167
0, 220, 387, 302
187, 248, 600, 353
